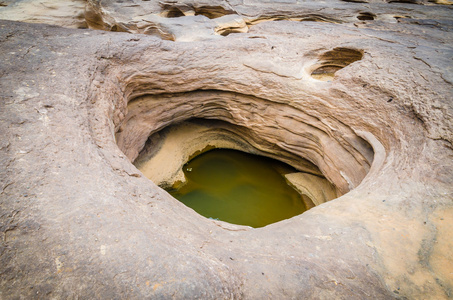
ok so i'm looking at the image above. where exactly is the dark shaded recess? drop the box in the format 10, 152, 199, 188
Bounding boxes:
264, 14, 340, 23
110, 24, 129, 32
394, 15, 412, 21
319, 47, 363, 67
77, 23, 89, 29
219, 29, 243, 36
357, 12, 376, 21
341, 0, 368, 2
166, 7, 185, 18
0, 0, 13, 6
85, 7, 107, 30
299, 14, 340, 23
354, 136, 375, 166
268, 16, 288, 21
311, 66, 342, 76
194, 6, 236, 19
388, 0, 420, 3
311, 48, 363, 78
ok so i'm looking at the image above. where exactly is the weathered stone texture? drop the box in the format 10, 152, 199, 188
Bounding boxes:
0, 0, 452, 299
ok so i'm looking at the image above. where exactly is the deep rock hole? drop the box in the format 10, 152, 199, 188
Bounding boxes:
194, 6, 236, 19
167, 147, 309, 228
116, 89, 374, 228
310, 47, 363, 81
132, 119, 331, 228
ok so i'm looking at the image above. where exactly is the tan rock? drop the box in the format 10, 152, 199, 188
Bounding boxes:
285, 172, 338, 206
0, 0, 452, 299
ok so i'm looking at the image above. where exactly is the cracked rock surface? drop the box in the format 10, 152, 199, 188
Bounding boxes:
0, 0, 452, 299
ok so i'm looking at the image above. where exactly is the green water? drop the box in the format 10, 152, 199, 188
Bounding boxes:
168, 149, 307, 228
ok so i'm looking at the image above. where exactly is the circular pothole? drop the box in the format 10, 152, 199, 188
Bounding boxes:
357, 12, 376, 21
115, 90, 375, 227
310, 47, 363, 81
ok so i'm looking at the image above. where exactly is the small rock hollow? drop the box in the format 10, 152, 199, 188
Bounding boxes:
194, 6, 236, 19
388, 0, 419, 3
165, 7, 185, 18
357, 12, 376, 21
161, 5, 236, 19
310, 47, 363, 81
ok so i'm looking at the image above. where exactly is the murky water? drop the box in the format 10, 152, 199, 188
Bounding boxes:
311, 65, 342, 81
168, 149, 307, 228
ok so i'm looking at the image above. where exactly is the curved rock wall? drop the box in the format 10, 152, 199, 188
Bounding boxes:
132, 118, 337, 207
117, 90, 374, 195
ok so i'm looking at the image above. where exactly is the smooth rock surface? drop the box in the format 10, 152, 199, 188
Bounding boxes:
0, 0, 452, 299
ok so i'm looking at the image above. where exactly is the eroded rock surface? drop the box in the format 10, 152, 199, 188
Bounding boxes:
0, 0, 452, 299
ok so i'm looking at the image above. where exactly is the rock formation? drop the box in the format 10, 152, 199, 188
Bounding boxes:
0, 0, 452, 299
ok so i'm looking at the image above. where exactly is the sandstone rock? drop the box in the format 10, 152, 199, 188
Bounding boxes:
0, 0, 452, 299
285, 172, 337, 206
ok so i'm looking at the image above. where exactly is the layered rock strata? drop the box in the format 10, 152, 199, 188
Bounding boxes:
118, 89, 373, 196
0, 0, 452, 299
133, 119, 337, 207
